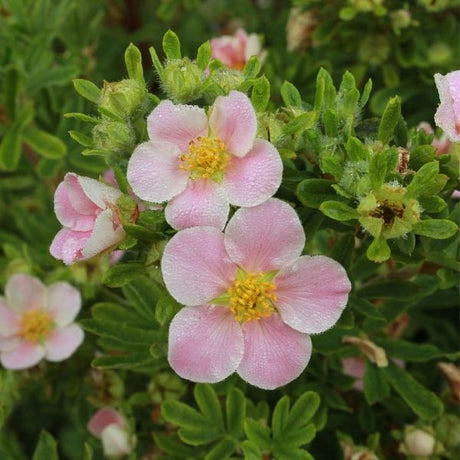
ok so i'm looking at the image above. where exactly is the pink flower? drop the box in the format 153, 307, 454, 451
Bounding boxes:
161, 198, 351, 390
127, 91, 282, 230
0, 274, 84, 370
417, 122, 451, 154
210, 29, 264, 70
50, 173, 126, 265
88, 408, 133, 457
434, 70, 460, 142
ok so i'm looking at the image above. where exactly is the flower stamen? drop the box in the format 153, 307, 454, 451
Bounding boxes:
180, 136, 230, 181
227, 272, 277, 323
19, 309, 53, 342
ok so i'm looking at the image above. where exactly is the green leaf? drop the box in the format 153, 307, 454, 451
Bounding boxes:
272, 396, 290, 438
244, 419, 272, 450
359, 280, 419, 300
73, 79, 101, 104
324, 109, 338, 137
32, 431, 58, 460
243, 56, 261, 78
0, 127, 22, 171
251, 76, 270, 112
382, 362, 444, 421
3, 67, 23, 119
162, 30, 181, 60
297, 179, 338, 209
358, 79, 373, 109
412, 219, 457, 239
153, 433, 197, 457
283, 112, 316, 135
196, 41, 211, 70
155, 291, 181, 326
377, 96, 401, 144
92, 353, 154, 369
27, 65, 79, 93
281, 81, 302, 107
406, 161, 440, 198
363, 360, 390, 404
22, 127, 66, 159
408, 145, 436, 170
125, 43, 145, 85
68, 130, 92, 147
194, 384, 224, 429
123, 277, 162, 321
287, 391, 320, 427
346, 136, 366, 161
241, 440, 261, 460
320, 201, 359, 221
226, 387, 246, 438
349, 297, 387, 323
417, 196, 446, 213
374, 338, 459, 362
204, 437, 236, 460
102, 262, 147, 287
367, 236, 391, 263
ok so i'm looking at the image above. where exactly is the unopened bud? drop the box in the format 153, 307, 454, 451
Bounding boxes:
99, 79, 146, 118
162, 58, 204, 103
402, 427, 436, 457
92, 121, 135, 154
101, 423, 133, 458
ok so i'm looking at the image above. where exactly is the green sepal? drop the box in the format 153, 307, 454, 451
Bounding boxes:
346, 136, 367, 161
149, 46, 164, 78
366, 236, 391, 263
68, 130, 92, 147
283, 112, 316, 135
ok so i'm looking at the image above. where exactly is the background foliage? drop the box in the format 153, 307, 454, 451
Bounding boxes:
0, 0, 459, 458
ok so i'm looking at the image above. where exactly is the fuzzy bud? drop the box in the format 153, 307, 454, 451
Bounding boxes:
101, 424, 133, 458
92, 121, 135, 154
99, 79, 146, 118
161, 58, 204, 103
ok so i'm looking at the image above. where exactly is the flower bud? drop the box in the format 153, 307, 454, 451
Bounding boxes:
101, 423, 133, 458
391, 9, 411, 31
161, 58, 204, 103
99, 79, 146, 118
401, 427, 436, 457
92, 121, 135, 155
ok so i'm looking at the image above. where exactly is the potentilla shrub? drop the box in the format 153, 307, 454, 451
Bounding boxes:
0, 21, 459, 460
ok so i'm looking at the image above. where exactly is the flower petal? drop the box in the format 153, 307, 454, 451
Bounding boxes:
44, 324, 84, 362
209, 91, 257, 157
5, 274, 47, 313
54, 180, 97, 231
222, 139, 282, 207
63, 173, 101, 215
127, 141, 189, 203
0, 298, 20, 336
88, 408, 127, 437
275, 255, 351, 334
165, 180, 229, 230
50, 228, 90, 265
434, 71, 460, 142
162, 227, 237, 306
46, 282, 82, 326
224, 198, 305, 272
147, 100, 208, 152
81, 209, 125, 259
77, 175, 122, 209
237, 314, 312, 390
168, 305, 244, 383
0, 336, 21, 352
0, 340, 45, 370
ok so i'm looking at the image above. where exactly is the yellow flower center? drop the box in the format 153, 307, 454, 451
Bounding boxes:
19, 309, 53, 342
227, 272, 277, 323
180, 136, 230, 181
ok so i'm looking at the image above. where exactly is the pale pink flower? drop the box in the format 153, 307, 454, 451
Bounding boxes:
127, 91, 282, 230
417, 122, 451, 154
50, 173, 126, 265
434, 70, 460, 142
210, 29, 264, 70
88, 408, 133, 458
0, 274, 84, 370
161, 198, 351, 390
